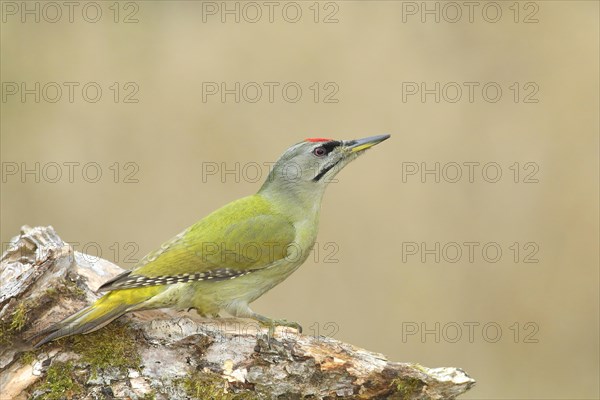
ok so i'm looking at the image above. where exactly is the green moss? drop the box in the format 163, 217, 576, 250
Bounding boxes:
140, 392, 157, 400
71, 322, 141, 377
9, 302, 28, 331
391, 377, 423, 399
176, 371, 253, 400
0, 322, 9, 346
1, 279, 85, 347
413, 363, 428, 373
181, 372, 228, 399
34, 361, 83, 400
20, 350, 37, 365
29, 321, 141, 398
45, 278, 86, 301
0, 301, 32, 346
63, 279, 86, 300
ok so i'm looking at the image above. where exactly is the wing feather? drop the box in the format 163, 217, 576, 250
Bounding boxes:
99, 195, 295, 291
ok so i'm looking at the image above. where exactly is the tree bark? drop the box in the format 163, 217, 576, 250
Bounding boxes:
0, 226, 475, 399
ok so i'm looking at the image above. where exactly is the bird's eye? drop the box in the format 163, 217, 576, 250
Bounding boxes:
313, 146, 327, 157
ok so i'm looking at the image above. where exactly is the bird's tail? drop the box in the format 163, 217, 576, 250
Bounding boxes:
32, 286, 162, 347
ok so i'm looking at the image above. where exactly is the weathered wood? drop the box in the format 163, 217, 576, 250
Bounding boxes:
0, 226, 475, 399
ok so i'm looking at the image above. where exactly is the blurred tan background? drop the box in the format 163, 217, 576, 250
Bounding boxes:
1, 1, 598, 398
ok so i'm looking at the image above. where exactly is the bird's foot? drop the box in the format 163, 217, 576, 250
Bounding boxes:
250, 315, 302, 346
263, 319, 303, 337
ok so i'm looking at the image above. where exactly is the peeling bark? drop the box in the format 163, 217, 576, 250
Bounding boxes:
0, 226, 475, 399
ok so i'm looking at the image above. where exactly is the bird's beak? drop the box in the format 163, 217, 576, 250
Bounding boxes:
345, 134, 391, 153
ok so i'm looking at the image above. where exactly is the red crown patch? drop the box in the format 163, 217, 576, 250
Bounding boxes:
305, 138, 332, 142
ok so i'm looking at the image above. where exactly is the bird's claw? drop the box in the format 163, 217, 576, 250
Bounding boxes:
266, 319, 303, 335
256, 319, 302, 347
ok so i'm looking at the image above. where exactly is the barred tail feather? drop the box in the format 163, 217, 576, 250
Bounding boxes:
33, 287, 161, 347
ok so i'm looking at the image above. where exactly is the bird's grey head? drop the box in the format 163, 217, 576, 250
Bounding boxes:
259, 135, 390, 201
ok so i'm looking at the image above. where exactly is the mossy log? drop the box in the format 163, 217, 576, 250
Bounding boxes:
0, 226, 475, 399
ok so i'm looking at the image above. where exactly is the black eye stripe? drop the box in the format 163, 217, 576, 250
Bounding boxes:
317, 141, 341, 154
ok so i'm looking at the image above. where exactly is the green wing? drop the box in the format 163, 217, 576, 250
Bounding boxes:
99, 195, 296, 291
